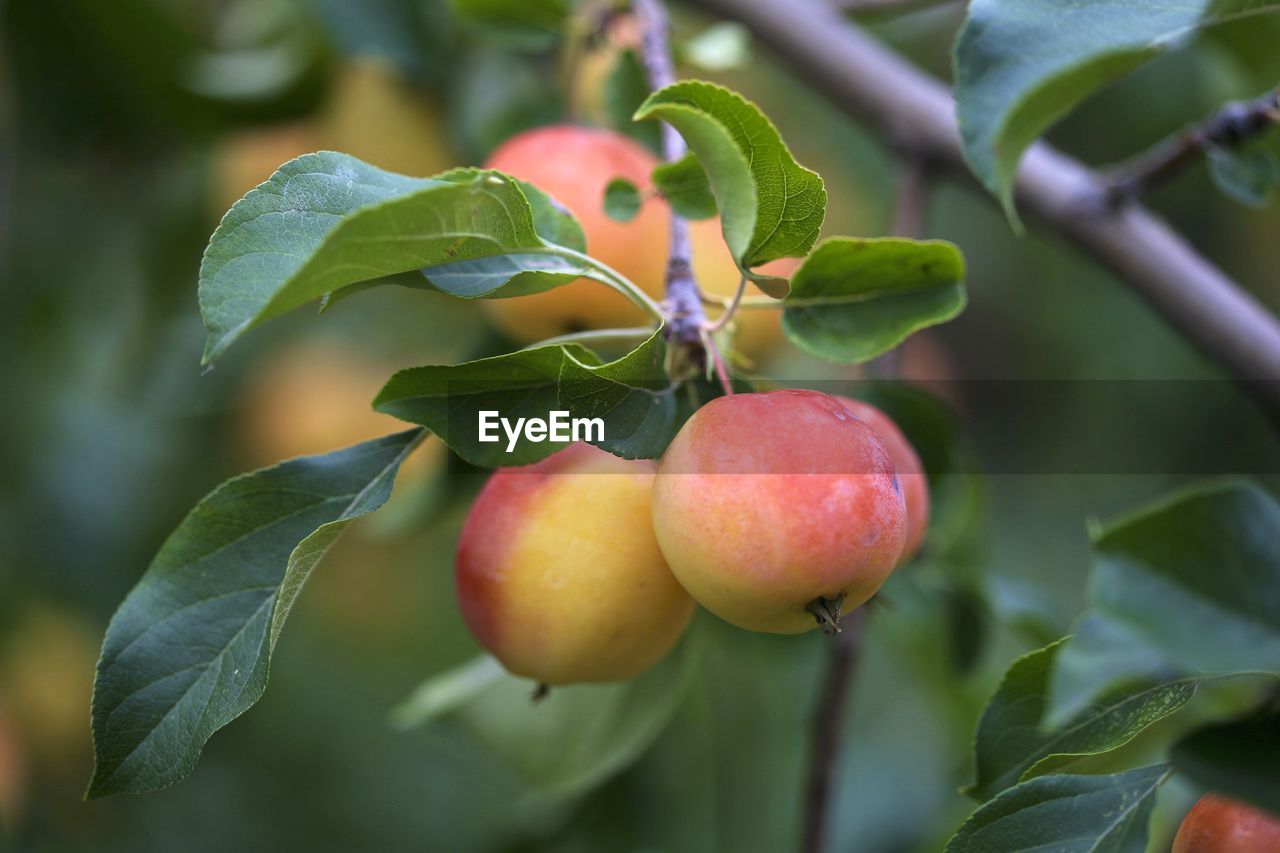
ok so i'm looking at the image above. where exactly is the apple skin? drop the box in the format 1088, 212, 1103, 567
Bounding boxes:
651, 389, 907, 634
481, 126, 670, 342
1173, 794, 1280, 853
836, 397, 929, 561
480, 125, 800, 356
456, 443, 694, 684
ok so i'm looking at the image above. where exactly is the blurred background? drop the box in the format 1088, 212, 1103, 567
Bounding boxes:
2, 0, 1279, 850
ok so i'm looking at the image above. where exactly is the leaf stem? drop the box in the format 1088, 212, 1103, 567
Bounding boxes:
703, 275, 748, 334
546, 244, 666, 319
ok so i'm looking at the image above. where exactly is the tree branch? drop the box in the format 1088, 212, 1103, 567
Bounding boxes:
801, 606, 866, 853
1106, 88, 1280, 204
634, 0, 707, 349
688, 0, 1280, 419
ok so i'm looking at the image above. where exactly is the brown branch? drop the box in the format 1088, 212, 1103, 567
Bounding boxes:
801, 606, 867, 853
688, 0, 1280, 420
891, 158, 931, 239
633, 0, 708, 349
1106, 88, 1280, 204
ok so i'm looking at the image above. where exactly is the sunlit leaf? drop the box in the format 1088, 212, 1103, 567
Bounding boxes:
781, 238, 966, 364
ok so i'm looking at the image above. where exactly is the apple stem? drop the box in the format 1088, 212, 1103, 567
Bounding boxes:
531, 682, 551, 703
805, 594, 846, 636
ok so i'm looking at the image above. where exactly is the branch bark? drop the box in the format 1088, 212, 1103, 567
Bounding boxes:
634, 0, 707, 348
688, 0, 1280, 417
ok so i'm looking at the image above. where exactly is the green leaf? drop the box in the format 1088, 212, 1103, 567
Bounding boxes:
372, 344, 599, 468
634, 80, 825, 289
517, 178, 587, 252
781, 238, 967, 364
88, 430, 424, 797
954, 0, 1280, 221
603, 177, 642, 223
946, 766, 1168, 853
558, 329, 677, 459
604, 51, 662, 153
1208, 142, 1279, 208
449, 0, 568, 50
390, 655, 507, 727
652, 153, 717, 220
199, 154, 552, 362
1171, 710, 1280, 815
415, 252, 588, 299
390, 634, 697, 802
1048, 481, 1280, 726
966, 640, 1196, 802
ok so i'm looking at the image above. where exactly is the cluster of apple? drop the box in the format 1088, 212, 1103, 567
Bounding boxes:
457, 388, 928, 685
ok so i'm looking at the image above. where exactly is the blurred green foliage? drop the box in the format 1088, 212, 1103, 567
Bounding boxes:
1, 0, 1278, 850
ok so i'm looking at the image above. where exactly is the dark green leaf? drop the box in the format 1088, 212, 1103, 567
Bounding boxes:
88, 430, 424, 797
652, 153, 717, 220
558, 329, 677, 459
967, 641, 1195, 802
449, 0, 568, 50
1171, 710, 1280, 815
390, 632, 696, 801
1049, 482, 1280, 725
603, 177, 642, 223
954, 0, 1280, 221
417, 252, 587, 299
1208, 142, 1279, 208
199, 154, 550, 361
946, 766, 1168, 853
604, 51, 662, 153
372, 345, 599, 467
634, 80, 825, 288
518, 178, 587, 251
781, 238, 966, 364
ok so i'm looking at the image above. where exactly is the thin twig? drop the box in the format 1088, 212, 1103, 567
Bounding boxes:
688, 0, 1280, 421
801, 606, 867, 853
1106, 88, 1280, 205
633, 0, 708, 349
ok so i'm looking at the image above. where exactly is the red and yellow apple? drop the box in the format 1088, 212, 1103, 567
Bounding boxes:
1173, 794, 1280, 853
481, 125, 798, 356
837, 396, 929, 561
456, 443, 694, 684
651, 389, 906, 633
